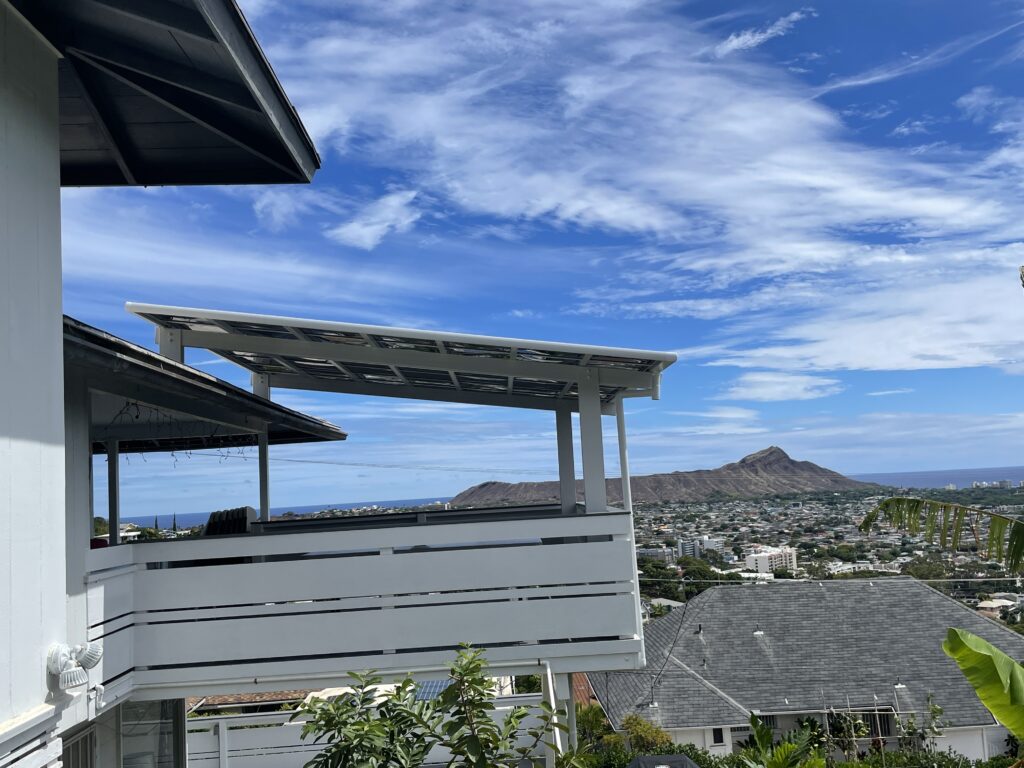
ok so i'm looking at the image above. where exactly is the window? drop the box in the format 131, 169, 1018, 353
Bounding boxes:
712, 727, 725, 745
868, 712, 892, 738
760, 715, 778, 730
122, 700, 185, 768
62, 727, 96, 768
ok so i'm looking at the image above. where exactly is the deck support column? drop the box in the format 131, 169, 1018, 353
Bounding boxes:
106, 440, 120, 544
258, 429, 270, 522
555, 403, 576, 513
615, 397, 632, 513
566, 671, 578, 749
577, 371, 606, 514
157, 327, 184, 362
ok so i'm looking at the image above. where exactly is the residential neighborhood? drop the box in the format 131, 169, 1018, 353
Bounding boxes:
5, 2, 1024, 768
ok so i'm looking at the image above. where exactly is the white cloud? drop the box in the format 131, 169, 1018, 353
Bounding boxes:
815, 20, 1024, 96
713, 9, 815, 58
672, 406, 760, 420
717, 372, 844, 401
325, 190, 422, 250
867, 388, 914, 397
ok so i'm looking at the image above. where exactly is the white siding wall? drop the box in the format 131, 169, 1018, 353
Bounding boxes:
0, 1, 64, 736
668, 727, 735, 756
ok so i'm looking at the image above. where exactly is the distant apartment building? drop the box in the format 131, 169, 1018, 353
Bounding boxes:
745, 546, 798, 574
945, 483, 957, 491
678, 535, 724, 559
637, 546, 678, 564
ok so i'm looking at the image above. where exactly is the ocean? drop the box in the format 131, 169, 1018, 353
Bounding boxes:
851, 465, 1024, 490
123, 496, 452, 530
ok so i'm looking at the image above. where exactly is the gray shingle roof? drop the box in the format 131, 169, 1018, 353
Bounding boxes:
590, 578, 1024, 730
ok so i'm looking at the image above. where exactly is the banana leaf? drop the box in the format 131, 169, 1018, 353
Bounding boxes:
943, 628, 1024, 743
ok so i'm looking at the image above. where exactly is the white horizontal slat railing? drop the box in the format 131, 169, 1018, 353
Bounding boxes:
85, 509, 643, 700
186, 694, 545, 768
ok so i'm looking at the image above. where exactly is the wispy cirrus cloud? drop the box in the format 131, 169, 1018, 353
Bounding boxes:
325, 190, 422, 250
867, 388, 914, 397
713, 8, 816, 58
814, 20, 1024, 96
717, 372, 844, 402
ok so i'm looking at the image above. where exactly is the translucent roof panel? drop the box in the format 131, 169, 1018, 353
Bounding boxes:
128, 304, 678, 411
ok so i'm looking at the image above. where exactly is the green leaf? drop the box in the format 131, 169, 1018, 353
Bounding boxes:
943, 627, 1024, 742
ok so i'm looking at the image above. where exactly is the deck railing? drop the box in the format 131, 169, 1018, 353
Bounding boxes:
85, 506, 643, 701
186, 694, 544, 768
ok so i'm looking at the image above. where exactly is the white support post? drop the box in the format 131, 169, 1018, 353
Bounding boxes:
615, 397, 633, 513
577, 370, 607, 514
555, 403, 576, 514
258, 429, 270, 522
157, 327, 184, 362
217, 720, 229, 768
252, 372, 270, 399
566, 671, 578, 750
106, 440, 120, 545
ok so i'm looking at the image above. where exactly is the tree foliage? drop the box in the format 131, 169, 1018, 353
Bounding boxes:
943, 628, 1024, 746
860, 498, 1024, 572
295, 646, 587, 768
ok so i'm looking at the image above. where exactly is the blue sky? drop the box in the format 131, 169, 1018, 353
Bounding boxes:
68, 0, 1024, 517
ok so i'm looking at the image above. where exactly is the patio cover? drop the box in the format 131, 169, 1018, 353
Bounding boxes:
9, 0, 319, 185
65, 315, 346, 454
127, 303, 678, 412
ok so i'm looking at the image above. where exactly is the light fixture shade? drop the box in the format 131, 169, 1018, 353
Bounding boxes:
74, 642, 103, 670
59, 666, 89, 690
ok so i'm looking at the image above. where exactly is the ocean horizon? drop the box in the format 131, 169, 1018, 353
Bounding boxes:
123, 496, 453, 530
852, 465, 1024, 490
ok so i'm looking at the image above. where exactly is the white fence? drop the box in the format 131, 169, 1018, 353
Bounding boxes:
186, 696, 545, 768
84, 508, 643, 700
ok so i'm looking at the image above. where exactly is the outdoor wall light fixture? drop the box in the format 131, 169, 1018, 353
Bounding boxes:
47, 642, 103, 691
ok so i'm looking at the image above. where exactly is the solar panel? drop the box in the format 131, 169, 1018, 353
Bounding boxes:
414, 679, 453, 701
128, 303, 677, 409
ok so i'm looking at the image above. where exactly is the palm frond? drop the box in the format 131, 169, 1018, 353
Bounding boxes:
860, 497, 1024, 572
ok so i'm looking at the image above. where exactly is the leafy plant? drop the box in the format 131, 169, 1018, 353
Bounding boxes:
621, 713, 673, 753
860, 498, 1024, 571
942, 628, 1024, 750
294, 646, 588, 768
740, 714, 825, 768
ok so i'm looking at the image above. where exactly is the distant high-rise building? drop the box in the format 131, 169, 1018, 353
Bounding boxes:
945, 483, 957, 491
678, 535, 724, 559
745, 546, 798, 574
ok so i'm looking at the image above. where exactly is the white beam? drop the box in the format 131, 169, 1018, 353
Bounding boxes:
258, 430, 270, 523
555, 403, 576, 514
252, 373, 270, 399
157, 327, 183, 362
266, 373, 577, 412
178, 329, 653, 390
615, 398, 632, 514
578, 371, 607, 513
107, 440, 120, 545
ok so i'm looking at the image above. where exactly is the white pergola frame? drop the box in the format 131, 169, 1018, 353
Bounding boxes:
128, 303, 677, 520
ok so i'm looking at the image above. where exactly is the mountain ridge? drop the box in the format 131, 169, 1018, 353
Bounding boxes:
449, 446, 874, 507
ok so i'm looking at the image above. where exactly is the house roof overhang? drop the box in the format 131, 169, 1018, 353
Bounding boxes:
64, 315, 346, 454
9, 0, 319, 186
127, 304, 679, 413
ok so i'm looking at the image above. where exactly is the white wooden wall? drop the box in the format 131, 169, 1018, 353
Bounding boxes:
0, 1, 65, 745
85, 512, 643, 699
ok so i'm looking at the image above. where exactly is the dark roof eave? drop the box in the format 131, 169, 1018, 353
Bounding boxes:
64, 316, 346, 448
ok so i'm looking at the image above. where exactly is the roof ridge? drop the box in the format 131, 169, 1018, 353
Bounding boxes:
666, 653, 751, 721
